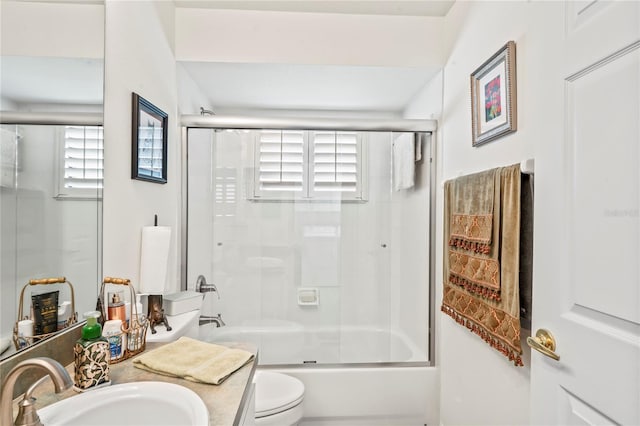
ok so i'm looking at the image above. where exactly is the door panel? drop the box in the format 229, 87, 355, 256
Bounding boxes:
559, 387, 618, 426
531, 1, 639, 425
569, 45, 639, 324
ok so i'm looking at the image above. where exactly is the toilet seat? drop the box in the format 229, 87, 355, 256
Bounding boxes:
254, 371, 305, 418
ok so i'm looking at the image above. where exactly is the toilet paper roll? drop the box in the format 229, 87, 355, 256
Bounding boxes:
139, 226, 171, 294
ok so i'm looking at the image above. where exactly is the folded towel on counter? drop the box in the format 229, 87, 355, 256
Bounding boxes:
133, 336, 254, 385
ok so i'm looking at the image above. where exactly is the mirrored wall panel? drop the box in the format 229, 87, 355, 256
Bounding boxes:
0, 0, 104, 360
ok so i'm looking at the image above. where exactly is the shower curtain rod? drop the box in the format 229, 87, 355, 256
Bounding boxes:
181, 114, 437, 132
0, 111, 103, 126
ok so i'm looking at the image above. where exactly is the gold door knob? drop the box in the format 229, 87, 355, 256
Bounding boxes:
526, 329, 560, 361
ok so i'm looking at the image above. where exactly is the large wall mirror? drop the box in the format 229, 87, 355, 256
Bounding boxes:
0, 1, 104, 361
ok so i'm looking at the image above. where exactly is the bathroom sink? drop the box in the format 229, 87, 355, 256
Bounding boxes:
38, 381, 208, 426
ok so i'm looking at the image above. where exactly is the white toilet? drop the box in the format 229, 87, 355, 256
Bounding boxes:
254, 371, 305, 426
144, 309, 200, 342
143, 291, 202, 343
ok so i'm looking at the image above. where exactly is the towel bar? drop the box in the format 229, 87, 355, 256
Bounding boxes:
440, 159, 535, 187
520, 159, 535, 174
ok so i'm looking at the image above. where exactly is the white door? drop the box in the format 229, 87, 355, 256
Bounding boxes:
531, 1, 639, 425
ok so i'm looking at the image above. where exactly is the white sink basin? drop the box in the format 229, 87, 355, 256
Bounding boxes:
38, 381, 208, 426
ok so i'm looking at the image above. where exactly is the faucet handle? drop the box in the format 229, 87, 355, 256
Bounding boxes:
14, 376, 49, 426
1, 357, 72, 426
195, 275, 220, 299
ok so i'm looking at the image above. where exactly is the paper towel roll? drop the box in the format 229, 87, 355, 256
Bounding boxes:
139, 226, 171, 294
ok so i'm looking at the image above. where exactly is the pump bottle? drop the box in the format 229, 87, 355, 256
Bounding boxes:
73, 311, 111, 391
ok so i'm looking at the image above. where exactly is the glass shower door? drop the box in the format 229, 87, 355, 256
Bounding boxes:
187, 128, 429, 366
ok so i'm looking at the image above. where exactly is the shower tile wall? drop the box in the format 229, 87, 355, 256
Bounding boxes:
187, 129, 429, 361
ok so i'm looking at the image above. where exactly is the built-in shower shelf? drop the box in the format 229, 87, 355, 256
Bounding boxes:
297, 288, 319, 306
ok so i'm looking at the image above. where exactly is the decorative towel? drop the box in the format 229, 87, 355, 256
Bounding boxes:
448, 168, 499, 255
392, 132, 415, 191
448, 168, 502, 301
133, 337, 254, 385
442, 164, 523, 366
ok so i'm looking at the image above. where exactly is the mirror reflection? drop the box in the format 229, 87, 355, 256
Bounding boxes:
0, 0, 104, 360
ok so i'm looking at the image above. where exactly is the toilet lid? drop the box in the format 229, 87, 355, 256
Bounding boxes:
254, 371, 305, 418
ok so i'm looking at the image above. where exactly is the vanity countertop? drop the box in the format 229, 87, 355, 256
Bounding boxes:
16, 341, 257, 426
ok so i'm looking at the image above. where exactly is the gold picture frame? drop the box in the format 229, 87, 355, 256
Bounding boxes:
470, 41, 517, 147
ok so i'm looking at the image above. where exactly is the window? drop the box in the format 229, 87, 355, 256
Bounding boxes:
255, 130, 306, 196
253, 130, 366, 201
310, 131, 359, 195
56, 125, 104, 199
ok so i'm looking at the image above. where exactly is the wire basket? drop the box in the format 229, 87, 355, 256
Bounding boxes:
12, 277, 78, 350
98, 277, 149, 364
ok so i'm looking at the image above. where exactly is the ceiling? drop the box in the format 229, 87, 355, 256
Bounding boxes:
176, 1, 452, 115
174, 1, 455, 17
1, 1, 452, 115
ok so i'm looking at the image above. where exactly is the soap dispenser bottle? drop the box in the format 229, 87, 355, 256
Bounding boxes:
107, 291, 126, 324
73, 311, 111, 392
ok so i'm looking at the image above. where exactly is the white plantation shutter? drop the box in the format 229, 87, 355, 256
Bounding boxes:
59, 126, 103, 198
311, 131, 359, 195
255, 130, 306, 196
252, 129, 366, 201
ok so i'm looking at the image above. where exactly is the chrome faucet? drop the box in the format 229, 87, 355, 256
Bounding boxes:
1, 357, 73, 426
199, 313, 226, 327
195, 275, 220, 299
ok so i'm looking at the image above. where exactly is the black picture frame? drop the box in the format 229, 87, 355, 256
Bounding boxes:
132, 93, 168, 183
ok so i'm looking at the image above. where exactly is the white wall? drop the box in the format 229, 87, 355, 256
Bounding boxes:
176, 62, 213, 115
0, 1, 103, 59
403, 70, 443, 121
436, 1, 570, 424
175, 8, 444, 68
103, 0, 180, 295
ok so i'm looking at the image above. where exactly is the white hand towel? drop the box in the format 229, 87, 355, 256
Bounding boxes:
392, 132, 416, 191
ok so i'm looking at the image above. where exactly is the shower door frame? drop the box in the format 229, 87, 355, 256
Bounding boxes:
180, 115, 438, 366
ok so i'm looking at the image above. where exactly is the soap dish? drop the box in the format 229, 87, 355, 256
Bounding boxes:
297, 288, 319, 306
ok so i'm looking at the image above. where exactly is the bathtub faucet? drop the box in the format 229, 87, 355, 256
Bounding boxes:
199, 313, 225, 327
196, 274, 220, 299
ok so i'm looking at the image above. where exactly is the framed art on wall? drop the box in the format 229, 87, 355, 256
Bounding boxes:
470, 41, 517, 147
132, 93, 168, 183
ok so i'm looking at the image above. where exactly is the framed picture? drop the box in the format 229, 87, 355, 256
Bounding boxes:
470, 41, 517, 147
132, 93, 168, 183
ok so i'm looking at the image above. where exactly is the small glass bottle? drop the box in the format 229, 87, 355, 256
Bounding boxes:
73, 311, 111, 392
128, 297, 145, 352
107, 292, 126, 324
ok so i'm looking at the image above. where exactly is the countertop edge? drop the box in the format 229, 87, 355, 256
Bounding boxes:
11, 341, 258, 426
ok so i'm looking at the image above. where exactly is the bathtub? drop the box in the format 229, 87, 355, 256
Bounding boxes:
200, 321, 425, 365
199, 322, 438, 424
